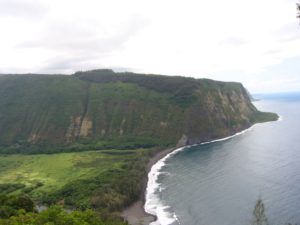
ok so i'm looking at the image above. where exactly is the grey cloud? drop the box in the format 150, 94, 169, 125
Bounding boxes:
17, 14, 148, 73
275, 23, 300, 42
219, 37, 248, 46
38, 55, 104, 74
18, 14, 148, 54
263, 49, 282, 55
0, 0, 47, 20
111, 67, 136, 72
40, 55, 137, 74
42, 53, 139, 74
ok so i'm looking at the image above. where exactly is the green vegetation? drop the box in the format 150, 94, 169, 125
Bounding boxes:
0, 195, 127, 225
0, 206, 127, 225
0, 70, 278, 154
0, 70, 279, 224
0, 148, 157, 210
0, 147, 161, 224
0, 148, 156, 224
251, 199, 296, 225
251, 111, 279, 123
0, 195, 35, 218
252, 199, 269, 225
297, 2, 300, 19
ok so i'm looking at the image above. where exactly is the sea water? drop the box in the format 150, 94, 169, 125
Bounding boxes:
145, 92, 300, 225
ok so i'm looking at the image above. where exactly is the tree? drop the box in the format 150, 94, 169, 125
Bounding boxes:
297, 2, 300, 19
251, 199, 269, 225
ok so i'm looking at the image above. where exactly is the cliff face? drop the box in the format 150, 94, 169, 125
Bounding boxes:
0, 70, 278, 153
180, 83, 258, 145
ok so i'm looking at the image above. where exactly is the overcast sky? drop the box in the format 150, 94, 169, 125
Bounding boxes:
0, 0, 299, 93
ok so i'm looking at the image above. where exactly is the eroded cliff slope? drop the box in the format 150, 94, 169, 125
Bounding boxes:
0, 70, 277, 153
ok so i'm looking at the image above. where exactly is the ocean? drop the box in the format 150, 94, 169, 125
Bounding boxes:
145, 92, 300, 225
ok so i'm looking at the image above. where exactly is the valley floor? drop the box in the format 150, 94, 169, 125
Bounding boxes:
0, 148, 151, 207
0, 146, 176, 225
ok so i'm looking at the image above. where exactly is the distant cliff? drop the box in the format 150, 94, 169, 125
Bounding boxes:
0, 70, 278, 153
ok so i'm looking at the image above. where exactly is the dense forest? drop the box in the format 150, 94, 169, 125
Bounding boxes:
0, 195, 127, 225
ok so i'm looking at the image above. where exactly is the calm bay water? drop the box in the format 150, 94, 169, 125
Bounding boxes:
153, 93, 300, 225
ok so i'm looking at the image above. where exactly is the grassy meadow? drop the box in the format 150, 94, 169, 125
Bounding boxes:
0, 148, 154, 210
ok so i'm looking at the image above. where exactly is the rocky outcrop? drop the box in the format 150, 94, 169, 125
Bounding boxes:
176, 134, 189, 147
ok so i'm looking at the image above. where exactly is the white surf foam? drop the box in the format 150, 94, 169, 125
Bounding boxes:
144, 115, 283, 225
144, 146, 185, 225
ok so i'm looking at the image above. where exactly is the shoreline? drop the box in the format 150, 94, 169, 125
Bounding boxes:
121, 131, 253, 225
121, 117, 280, 225
121, 147, 177, 225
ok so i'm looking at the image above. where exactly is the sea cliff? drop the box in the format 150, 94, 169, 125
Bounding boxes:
0, 69, 277, 154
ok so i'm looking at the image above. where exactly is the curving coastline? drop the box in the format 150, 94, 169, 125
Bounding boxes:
145, 127, 259, 225
122, 128, 255, 225
122, 117, 280, 225
122, 147, 178, 225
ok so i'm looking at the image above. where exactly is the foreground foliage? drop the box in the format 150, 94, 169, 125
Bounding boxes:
0, 195, 35, 218
0, 197, 127, 225
251, 199, 296, 225
252, 199, 269, 225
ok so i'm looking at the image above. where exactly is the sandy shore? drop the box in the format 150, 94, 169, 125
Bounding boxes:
121, 147, 177, 225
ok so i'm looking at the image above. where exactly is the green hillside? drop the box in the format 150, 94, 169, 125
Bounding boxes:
0, 70, 277, 154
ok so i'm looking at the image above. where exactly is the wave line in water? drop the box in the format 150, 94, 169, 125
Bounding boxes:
144, 124, 264, 225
